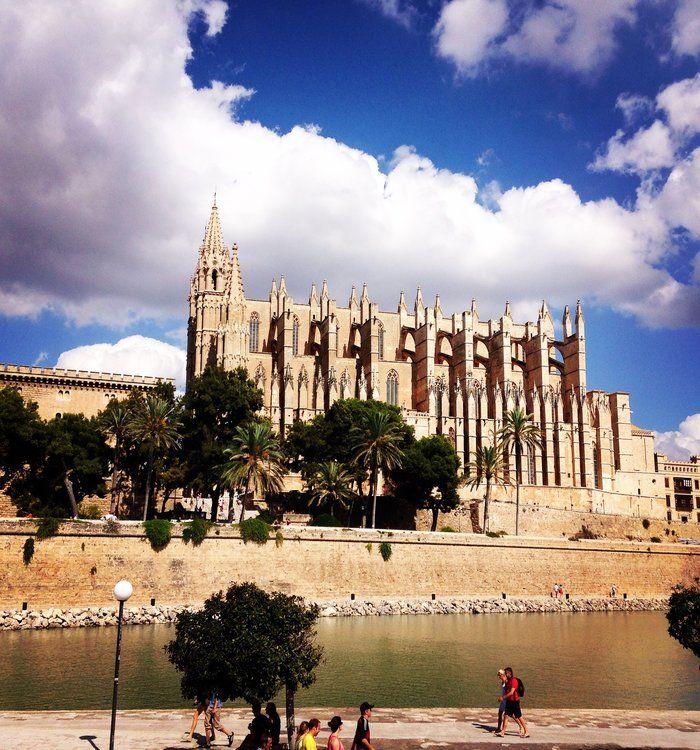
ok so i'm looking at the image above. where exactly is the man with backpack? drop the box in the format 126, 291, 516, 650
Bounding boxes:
495, 667, 529, 738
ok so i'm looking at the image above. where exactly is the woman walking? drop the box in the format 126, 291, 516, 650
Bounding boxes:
327, 717, 344, 750
295, 721, 310, 750
496, 669, 507, 733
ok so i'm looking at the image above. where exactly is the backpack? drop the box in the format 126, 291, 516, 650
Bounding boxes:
517, 678, 525, 697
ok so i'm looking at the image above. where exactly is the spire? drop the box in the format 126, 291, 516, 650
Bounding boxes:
201, 198, 227, 260
575, 299, 585, 337
435, 294, 443, 318
321, 279, 329, 300
279, 275, 287, 295
360, 282, 369, 302
309, 282, 318, 306
349, 285, 358, 308
504, 300, 512, 319
228, 242, 245, 301
563, 304, 573, 338
471, 298, 478, 317
270, 277, 278, 296
398, 290, 407, 314
415, 286, 425, 324
539, 299, 551, 321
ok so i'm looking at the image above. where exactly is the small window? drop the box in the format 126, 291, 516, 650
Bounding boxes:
667, 511, 672, 522
292, 317, 300, 356
249, 313, 260, 353
695, 480, 699, 490
212, 269, 218, 290
378, 324, 384, 361
666, 495, 671, 507
665, 477, 670, 488
386, 370, 398, 406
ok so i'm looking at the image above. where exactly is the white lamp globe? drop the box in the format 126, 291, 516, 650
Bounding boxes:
113, 579, 133, 602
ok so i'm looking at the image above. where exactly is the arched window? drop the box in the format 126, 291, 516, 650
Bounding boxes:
386, 370, 398, 406
378, 324, 385, 361
527, 445, 536, 484
211, 269, 218, 290
448, 427, 456, 447
249, 313, 260, 353
592, 444, 601, 489
292, 316, 300, 356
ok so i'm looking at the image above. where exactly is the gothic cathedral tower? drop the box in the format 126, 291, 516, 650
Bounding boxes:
186, 198, 248, 385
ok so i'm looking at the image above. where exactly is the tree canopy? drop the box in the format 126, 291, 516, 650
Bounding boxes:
667, 581, 700, 660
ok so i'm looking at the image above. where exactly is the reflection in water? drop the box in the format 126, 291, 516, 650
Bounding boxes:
0, 611, 697, 710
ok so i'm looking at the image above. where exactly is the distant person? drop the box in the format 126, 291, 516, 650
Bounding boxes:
266, 702, 281, 747
295, 721, 310, 750
181, 693, 207, 743
205, 693, 234, 748
251, 701, 272, 734
351, 703, 374, 750
258, 732, 273, 750
327, 716, 344, 750
303, 719, 321, 750
610, 584, 617, 598
496, 667, 528, 738
495, 669, 507, 733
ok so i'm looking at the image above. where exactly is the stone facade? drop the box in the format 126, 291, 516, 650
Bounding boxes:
0, 363, 172, 421
186, 201, 691, 525
655, 453, 700, 524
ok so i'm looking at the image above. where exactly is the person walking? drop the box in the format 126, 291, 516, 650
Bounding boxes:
182, 693, 207, 743
303, 719, 321, 750
295, 721, 309, 750
266, 702, 281, 747
205, 693, 235, 748
496, 667, 528, 738
495, 669, 507, 733
351, 703, 374, 750
327, 716, 344, 750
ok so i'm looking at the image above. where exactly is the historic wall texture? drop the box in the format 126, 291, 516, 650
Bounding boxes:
1, 521, 697, 611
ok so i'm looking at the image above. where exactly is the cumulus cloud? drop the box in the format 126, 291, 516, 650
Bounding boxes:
56, 336, 186, 389
358, 0, 418, 29
590, 121, 676, 175
654, 413, 700, 461
433, 0, 638, 77
670, 0, 700, 58
0, 0, 697, 331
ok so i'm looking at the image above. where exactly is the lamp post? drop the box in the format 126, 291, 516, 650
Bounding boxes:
109, 579, 133, 750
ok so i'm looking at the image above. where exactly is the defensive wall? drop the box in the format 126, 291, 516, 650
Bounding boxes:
0, 520, 697, 611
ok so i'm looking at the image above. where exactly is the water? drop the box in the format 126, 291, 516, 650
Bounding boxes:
0, 612, 697, 710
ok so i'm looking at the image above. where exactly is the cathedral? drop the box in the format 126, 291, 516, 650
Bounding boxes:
187, 200, 686, 521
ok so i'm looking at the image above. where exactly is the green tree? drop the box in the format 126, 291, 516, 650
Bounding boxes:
498, 407, 541, 536
166, 583, 323, 746
307, 460, 356, 520
98, 399, 132, 515
465, 445, 508, 535
180, 366, 263, 520
128, 396, 182, 521
220, 421, 285, 522
393, 435, 461, 531
353, 411, 404, 529
667, 580, 700, 660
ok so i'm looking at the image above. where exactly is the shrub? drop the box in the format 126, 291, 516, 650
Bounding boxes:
257, 510, 277, 526
182, 518, 212, 546
440, 525, 457, 532
23, 537, 35, 565
36, 516, 61, 540
311, 513, 342, 527
365, 542, 373, 554
642, 518, 651, 530
143, 519, 172, 551
239, 517, 270, 545
78, 502, 102, 520
569, 525, 599, 541
379, 541, 392, 562
650, 536, 662, 543
104, 518, 120, 535
275, 530, 284, 548
486, 530, 507, 538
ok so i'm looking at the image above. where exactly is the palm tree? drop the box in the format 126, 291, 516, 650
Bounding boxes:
353, 411, 404, 529
220, 421, 285, 522
498, 407, 542, 536
465, 445, 508, 534
128, 396, 182, 521
98, 399, 132, 515
308, 461, 355, 520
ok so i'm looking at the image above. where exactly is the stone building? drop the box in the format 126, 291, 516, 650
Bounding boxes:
655, 453, 700, 524
187, 200, 689, 522
0, 363, 171, 420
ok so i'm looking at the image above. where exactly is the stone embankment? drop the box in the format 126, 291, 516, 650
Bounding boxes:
0, 595, 668, 631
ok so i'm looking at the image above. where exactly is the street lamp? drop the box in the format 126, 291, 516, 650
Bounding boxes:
109, 579, 133, 750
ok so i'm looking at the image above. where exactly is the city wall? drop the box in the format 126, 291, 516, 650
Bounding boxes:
0, 521, 697, 610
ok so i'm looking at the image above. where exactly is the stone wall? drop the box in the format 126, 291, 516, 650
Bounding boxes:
0, 521, 697, 611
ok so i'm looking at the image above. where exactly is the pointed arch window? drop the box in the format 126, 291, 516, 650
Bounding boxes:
249, 313, 260, 353
211, 269, 218, 290
378, 324, 385, 361
386, 369, 399, 406
292, 316, 300, 356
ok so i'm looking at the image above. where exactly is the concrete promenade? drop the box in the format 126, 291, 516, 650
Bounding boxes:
2, 707, 699, 749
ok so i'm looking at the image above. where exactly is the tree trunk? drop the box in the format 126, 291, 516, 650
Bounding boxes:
210, 486, 220, 523
63, 470, 79, 519
142, 447, 154, 522
431, 506, 439, 532
239, 477, 250, 523
285, 683, 295, 748
515, 443, 521, 536
483, 478, 491, 535
109, 444, 120, 515
370, 462, 379, 529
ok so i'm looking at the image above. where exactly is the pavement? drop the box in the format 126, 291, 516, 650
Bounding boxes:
1, 707, 699, 750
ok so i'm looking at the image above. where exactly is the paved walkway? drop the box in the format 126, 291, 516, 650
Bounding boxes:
2, 707, 699, 749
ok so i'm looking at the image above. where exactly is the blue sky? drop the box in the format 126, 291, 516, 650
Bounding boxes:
0, 0, 698, 447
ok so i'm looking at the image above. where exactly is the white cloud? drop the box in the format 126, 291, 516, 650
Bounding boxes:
358, 0, 418, 29
56, 336, 186, 389
670, 0, 700, 58
0, 0, 697, 332
616, 93, 654, 125
654, 413, 700, 461
433, 0, 638, 77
